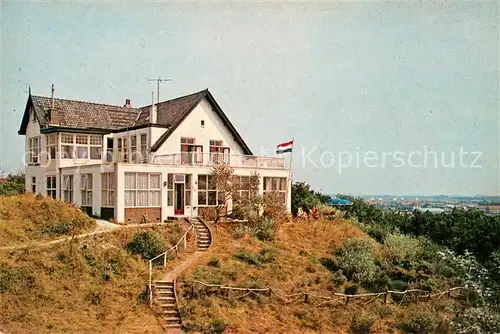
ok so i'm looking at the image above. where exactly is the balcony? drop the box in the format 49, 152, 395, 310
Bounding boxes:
151, 152, 286, 169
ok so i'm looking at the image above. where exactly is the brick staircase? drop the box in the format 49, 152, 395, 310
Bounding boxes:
153, 280, 182, 329
186, 217, 212, 251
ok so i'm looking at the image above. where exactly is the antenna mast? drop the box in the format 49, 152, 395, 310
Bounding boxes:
146, 77, 172, 103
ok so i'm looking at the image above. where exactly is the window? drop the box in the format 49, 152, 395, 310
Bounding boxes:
31, 176, 36, 193
62, 175, 74, 203
28, 137, 41, 164
185, 175, 191, 206
106, 138, 114, 162
167, 174, 174, 207
46, 134, 58, 160
61, 134, 74, 159
101, 173, 115, 207
31, 108, 36, 122
140, 134, 147, 162
89, 135, 102, 160
124, 173, 161, 207
209, 140, 230, 164
46, 176, 56, 199
197, 174, 223, 206
263, 177, 287, 205
60, 134, 102, 160
180, 137, 195, 164
234, 176, 251, 200
131, 136, 137, 162
117, 138, 128, 162
201, 120, 205, 128
80, 174, 93, 207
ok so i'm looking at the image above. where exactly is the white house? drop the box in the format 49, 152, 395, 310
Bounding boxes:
18, 88, 291, 223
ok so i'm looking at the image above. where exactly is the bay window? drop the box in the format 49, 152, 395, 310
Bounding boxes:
60, 134, 102, 160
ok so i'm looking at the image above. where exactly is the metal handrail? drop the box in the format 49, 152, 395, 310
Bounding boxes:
151, 152, 286, 169
148, 223, 194, 305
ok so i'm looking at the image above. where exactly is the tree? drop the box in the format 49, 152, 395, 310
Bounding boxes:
291, 181, 323, 215
0, 173, 25, 196
209, 163, 260, 224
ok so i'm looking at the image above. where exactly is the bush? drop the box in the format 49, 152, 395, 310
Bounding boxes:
333, 237, 378, 284
127, 231, 165, 260
383, 233, 425, 265
254, 216, 276, 241
398, 310, 439, 334
208, 318, 228, 334
350, 311, 376, 334
207, 257, 220, 267
451, 307, 500, 334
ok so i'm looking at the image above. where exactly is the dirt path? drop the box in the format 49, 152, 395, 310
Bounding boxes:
0, 220, 170, 251
163, 251, 208, 281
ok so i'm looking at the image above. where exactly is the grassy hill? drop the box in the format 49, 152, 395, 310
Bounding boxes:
0, 194, 96, 247
1, 195, 493, 333
175, 218, 463, 334
0, 195, 187, 333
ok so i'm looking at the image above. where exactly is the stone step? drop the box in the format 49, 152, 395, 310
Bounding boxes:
158, 303, 177, 309
157, 296, 176, 302
161, 309, 180, 315
165, 323, 182, 328
157, 291, 174, 297
165, 317, 182, 325
155, 281, 174, 286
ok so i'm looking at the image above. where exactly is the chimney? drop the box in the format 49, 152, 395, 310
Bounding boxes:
150, 91, 157, 124
51, 84, 55, 109
124, 98, 132, 108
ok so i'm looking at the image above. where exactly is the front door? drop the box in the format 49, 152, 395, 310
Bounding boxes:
174, 183, 184, 215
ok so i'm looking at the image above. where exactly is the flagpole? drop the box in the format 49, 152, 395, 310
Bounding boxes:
287, 137, 294, 213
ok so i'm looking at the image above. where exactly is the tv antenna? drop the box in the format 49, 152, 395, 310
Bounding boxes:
146, 77, 172, 103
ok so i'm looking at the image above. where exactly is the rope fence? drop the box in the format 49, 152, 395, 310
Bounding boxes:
186, 280, 468, 307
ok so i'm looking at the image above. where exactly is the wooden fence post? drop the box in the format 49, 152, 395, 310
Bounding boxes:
191, 283, 195, 298
304, 293, 309, 303
345, 297, 350, 305
384, 291, 388, 304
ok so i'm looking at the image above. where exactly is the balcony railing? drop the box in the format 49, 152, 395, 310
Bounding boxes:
151, 152, 286, 169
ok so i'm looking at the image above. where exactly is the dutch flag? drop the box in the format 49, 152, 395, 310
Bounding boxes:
276, 140, 293, 154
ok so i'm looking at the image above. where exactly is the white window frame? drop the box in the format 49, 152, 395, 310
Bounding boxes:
131, 135, 138, 162
46, 134, 58, 160
101, 173, 115, 207
140, 134, 147, 163
80, 173, 93, 207
28, 137, 41, 164
263, 177, 287, 205
62, 175, 74, 203
60, 134, 102, 160
197, 174, 223, 206
124, 172, 161, 207
46, 176, 57, 199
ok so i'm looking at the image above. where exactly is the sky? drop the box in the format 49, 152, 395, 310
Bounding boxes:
1, 1, 499, 196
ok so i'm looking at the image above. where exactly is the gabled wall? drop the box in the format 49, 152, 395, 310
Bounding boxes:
152, 97, 246, 157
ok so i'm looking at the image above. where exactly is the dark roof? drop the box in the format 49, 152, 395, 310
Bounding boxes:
148, 89, 252, 155
18, 95, 138, 134
18, 89, 253, 155
135, 89, 207, 127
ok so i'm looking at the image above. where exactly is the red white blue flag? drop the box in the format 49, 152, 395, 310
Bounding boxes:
276, 140, 293, 154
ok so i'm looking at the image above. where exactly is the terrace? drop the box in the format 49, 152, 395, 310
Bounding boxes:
151, 152, 286, 169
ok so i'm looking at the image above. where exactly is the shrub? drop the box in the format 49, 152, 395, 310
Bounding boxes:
254, 215, 276, 241
333, 237, 378, 284
234, 250, 262, 266
208, 318, 228, 334
350, 311, 376, 334
126, 231, 165, 260
232, 224, 253, 239
398, 310, 439, 334
451, 307, 500, 334
383, 233, 424, 265
207, 257, 220, 267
